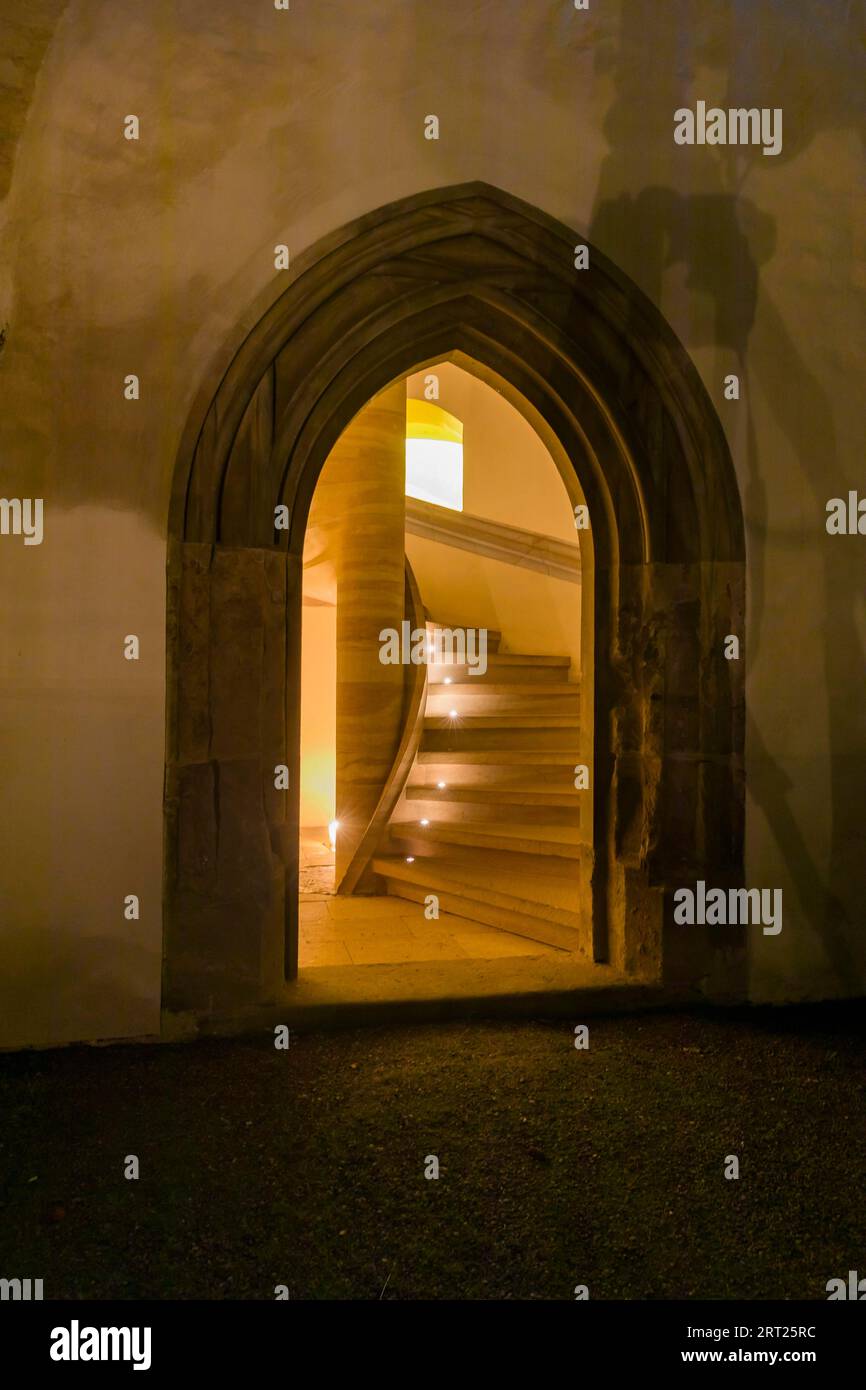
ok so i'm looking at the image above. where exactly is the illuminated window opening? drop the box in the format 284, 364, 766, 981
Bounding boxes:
405, 399, 463, 512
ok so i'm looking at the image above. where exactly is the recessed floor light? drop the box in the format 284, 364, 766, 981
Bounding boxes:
406, 856, 415, 863
420, 818, 430, 826
448, 709, 458, 719
436, 781, 447, 789
444, 677, 452, 684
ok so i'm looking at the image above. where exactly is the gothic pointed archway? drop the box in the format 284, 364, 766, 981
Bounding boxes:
164, 182, 745, 1014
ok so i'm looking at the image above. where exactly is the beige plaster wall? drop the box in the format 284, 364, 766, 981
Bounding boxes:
0, 0, 863, 1044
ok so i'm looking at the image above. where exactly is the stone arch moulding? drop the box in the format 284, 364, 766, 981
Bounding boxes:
164, 181, 746, 1017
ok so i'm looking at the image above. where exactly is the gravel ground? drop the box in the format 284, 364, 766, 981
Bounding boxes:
1, 1004, 865, 1300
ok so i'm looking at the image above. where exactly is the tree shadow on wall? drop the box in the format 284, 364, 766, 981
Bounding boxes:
534, 0, 866, 990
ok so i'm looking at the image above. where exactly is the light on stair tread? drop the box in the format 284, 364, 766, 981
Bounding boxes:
444, 677, 452, 684
405, 856, 415, 863
420, 818, 430, 826
448, 709, 458, 719
436, 780, 447, 789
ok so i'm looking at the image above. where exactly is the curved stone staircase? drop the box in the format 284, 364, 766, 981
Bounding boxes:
372, 624, 588, 953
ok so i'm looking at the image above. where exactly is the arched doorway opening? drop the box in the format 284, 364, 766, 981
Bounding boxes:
297, 356, 591, 970
163, 182, 744, 1017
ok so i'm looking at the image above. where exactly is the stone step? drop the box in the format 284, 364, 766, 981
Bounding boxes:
417, 749, 579, 765
412, 757, 580, 790
426, 683, 580, 718
403, 795, 581, 826
429, 653, 571, 684
422, 723, 580, 752
372, 853, 583, 951
406, 782, 581, 809
423, 712, 579, 728
377, 846, 583, 910
428, 680, 578, 696
427, 621, 501, 654
389, 819, 585, 860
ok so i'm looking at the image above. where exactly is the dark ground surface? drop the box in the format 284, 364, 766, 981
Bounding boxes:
1, 1003, 865, 1300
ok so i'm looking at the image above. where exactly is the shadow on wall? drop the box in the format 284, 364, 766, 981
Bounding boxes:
537, 0, 866, 990
0, 930, 159, 1049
